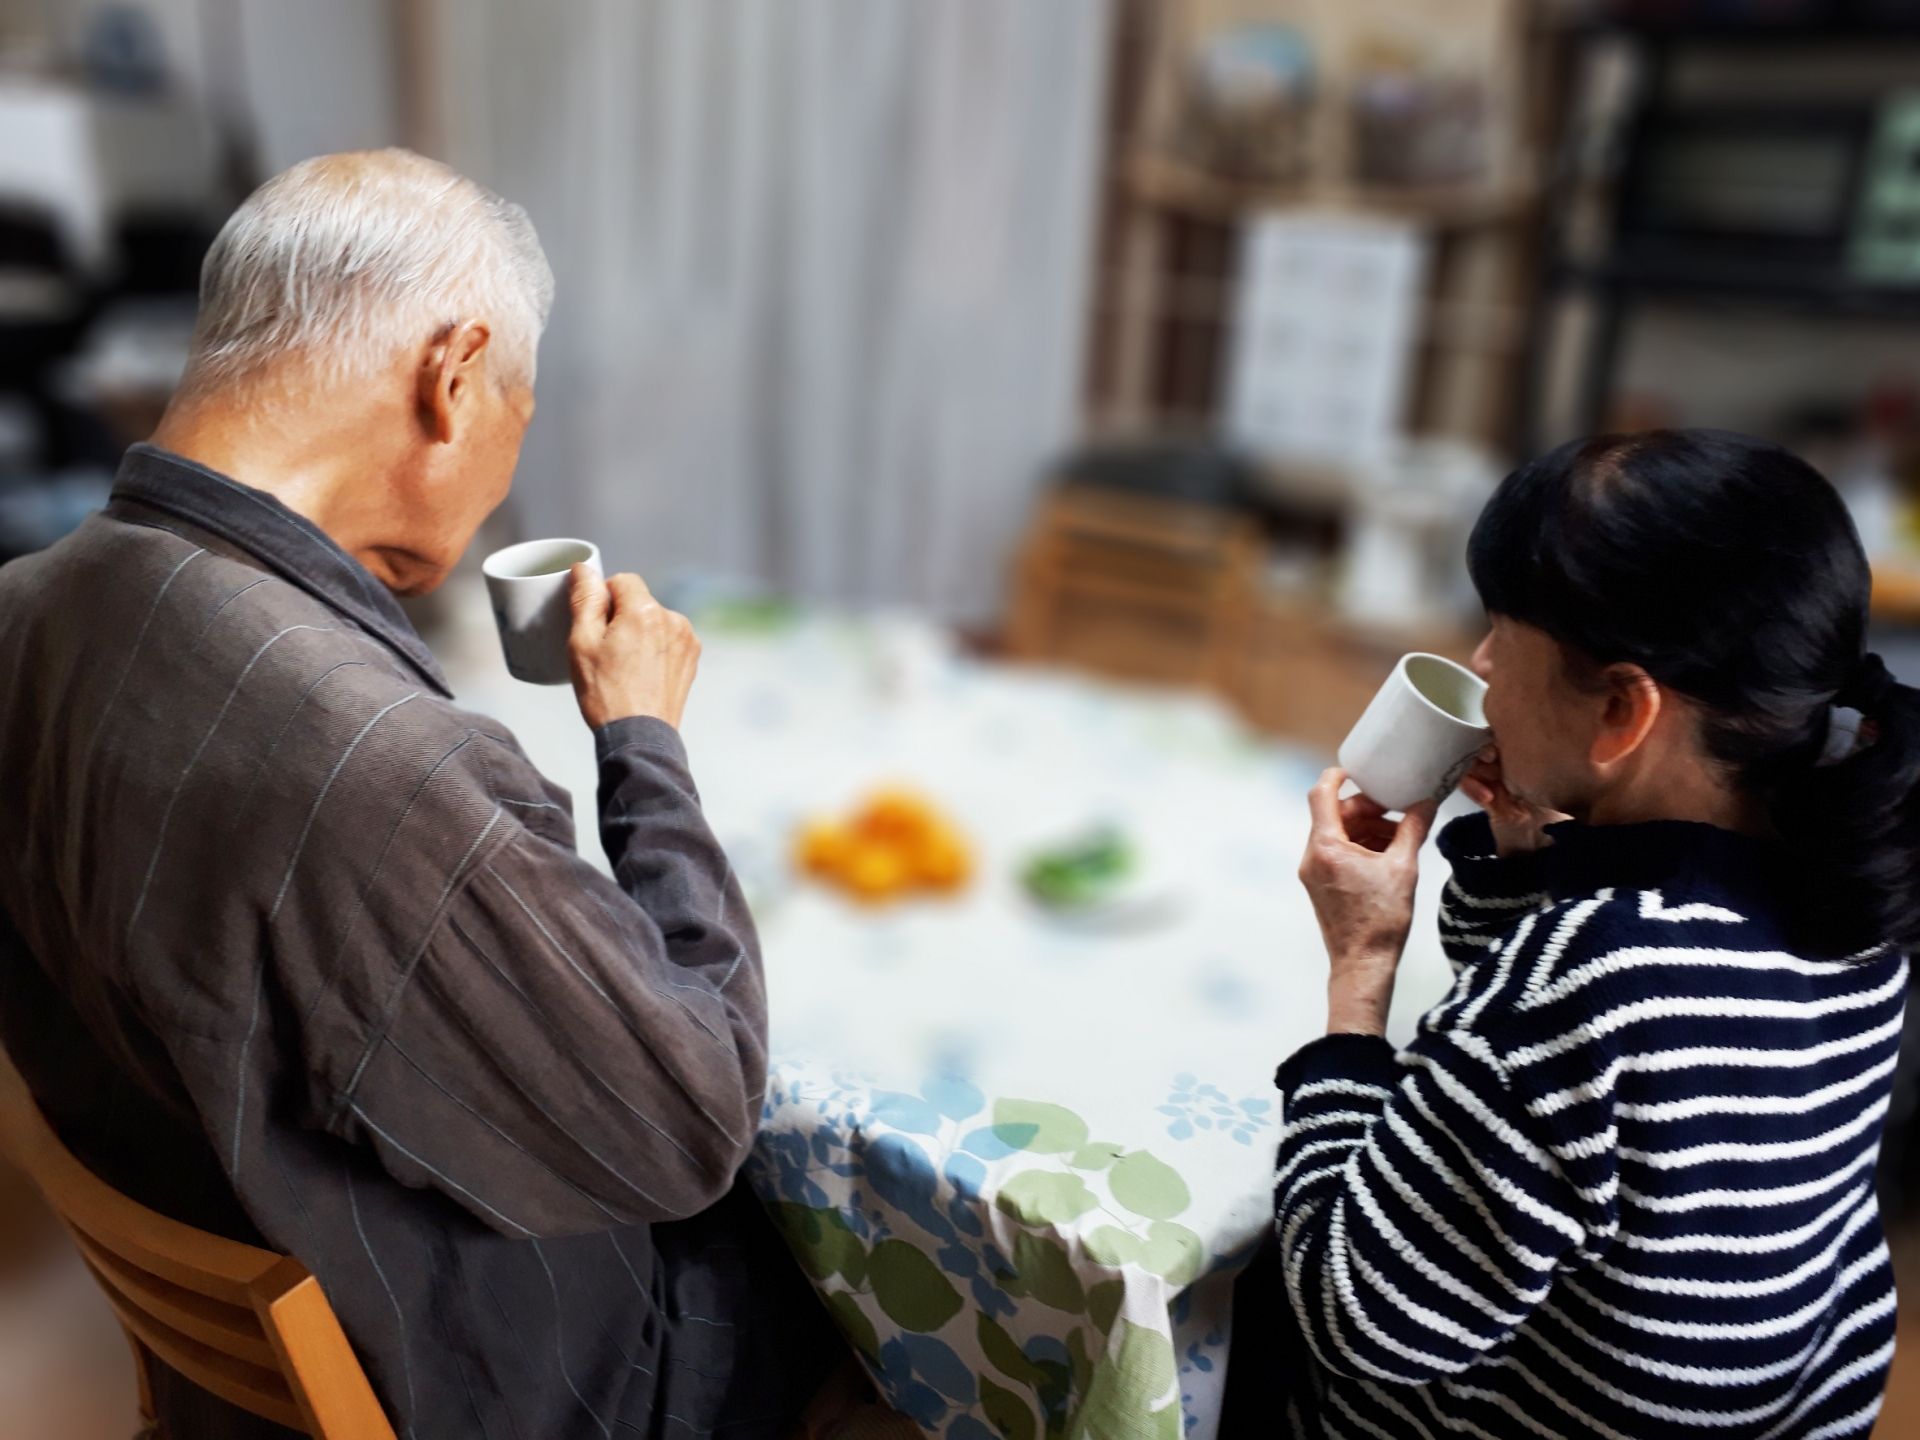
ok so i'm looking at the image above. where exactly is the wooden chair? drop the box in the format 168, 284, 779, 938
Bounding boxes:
0, 1046, 395, 1438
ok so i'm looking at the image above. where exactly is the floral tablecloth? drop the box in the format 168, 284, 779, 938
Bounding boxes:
446, 598, 1463, 1440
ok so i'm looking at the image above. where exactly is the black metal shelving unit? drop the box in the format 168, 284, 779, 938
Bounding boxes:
1521, 7, 1920, 456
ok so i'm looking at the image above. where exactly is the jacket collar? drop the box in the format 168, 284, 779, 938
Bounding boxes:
107, 443, 451, 695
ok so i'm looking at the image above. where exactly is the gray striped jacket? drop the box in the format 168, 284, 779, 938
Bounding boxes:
0, 444, 793, 1438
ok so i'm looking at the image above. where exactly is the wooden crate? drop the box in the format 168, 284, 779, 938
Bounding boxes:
1230, 600, 1481, 754
1005, 487, 1264, 691
1003, 487, 1485, 752
1231, 602, 1402, 754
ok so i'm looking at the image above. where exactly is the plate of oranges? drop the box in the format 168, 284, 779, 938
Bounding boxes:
794, 789, 974, 905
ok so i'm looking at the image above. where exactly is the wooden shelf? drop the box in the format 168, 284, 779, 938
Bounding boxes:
1125, 150, 1539, 227
1083, 0, 1552, 453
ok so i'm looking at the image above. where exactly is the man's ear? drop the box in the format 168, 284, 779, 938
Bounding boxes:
416, 321, 493, 443
1591, 664, 1662, 767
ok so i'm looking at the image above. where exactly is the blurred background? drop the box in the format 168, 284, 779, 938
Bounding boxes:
11, 0, 1920, 1433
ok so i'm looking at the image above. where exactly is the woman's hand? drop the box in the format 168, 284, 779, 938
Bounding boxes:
567, 565, 702, 730
1299, 768, 1437, 1038
1458, 745, 1567, 857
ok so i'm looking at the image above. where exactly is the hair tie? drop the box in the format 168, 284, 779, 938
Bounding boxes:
1835, 652, 1897, 713
1819, 653, 1898, 767
1818, 706, 1867, 767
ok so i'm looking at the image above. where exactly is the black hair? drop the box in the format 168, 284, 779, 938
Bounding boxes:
1467, 428, 1920, 956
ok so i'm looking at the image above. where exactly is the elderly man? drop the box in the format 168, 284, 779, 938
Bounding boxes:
0, 151, 846, 1438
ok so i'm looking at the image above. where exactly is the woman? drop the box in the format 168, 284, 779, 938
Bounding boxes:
1242, 430, 1914, 1438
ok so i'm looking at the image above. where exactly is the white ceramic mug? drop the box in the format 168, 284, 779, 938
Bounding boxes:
1337, 652, 1491, 812
482, 538, 600, 685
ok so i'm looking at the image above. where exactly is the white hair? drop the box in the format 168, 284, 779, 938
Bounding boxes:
182, 149, 554, 395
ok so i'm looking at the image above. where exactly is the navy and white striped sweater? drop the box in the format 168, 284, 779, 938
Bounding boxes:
1272, 812, 1906, 1439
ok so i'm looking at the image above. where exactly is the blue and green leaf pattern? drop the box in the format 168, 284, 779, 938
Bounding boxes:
748, 1065, 1248, 1440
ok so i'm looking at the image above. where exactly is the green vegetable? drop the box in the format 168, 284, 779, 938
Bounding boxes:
1020, 826, 1134, 909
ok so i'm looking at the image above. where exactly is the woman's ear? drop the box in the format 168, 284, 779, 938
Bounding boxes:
1591, 665, 1662, 766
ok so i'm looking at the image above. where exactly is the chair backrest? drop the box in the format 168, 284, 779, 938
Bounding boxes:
0, 1045, 395, 1439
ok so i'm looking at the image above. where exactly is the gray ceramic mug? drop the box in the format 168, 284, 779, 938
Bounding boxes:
482, 538, 601, 685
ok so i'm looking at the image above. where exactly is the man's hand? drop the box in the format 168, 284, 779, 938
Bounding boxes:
1298, 768, 1437, 1037
1458, 745, 1566, 857
567, 564, 701, 730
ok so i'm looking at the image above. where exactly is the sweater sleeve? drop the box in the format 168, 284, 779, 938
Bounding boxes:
1272, 887, 1626, 1385
1434, 811, 1551, 975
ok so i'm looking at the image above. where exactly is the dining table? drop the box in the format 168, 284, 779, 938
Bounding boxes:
445, 590, 1464, 1440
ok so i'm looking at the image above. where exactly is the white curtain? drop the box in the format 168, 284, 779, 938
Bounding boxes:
440, 0, 1110, 623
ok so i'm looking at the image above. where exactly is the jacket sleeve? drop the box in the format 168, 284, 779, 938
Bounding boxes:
1272, 888, 1625, 1385
323, 717, 767, 1238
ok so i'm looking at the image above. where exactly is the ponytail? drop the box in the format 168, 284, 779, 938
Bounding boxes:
1770, 655, 1920, 955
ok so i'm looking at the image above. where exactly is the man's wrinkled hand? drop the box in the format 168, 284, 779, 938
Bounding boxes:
1298, 767, 1437, 1037
566, 564, 701, 730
